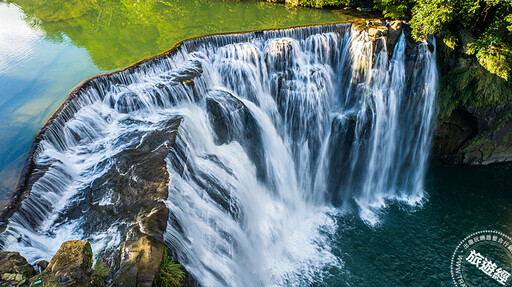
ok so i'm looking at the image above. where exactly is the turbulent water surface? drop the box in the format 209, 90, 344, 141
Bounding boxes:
0, 24, 440, 286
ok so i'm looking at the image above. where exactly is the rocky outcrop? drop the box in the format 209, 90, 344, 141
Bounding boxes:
351, 19, 406, 56
114, 235, 165, 286
29, 240, 99, 286
433, 106, 512, 165
1, 238, 183, 287
0, 252, 36, 286
95, 119, 180, 286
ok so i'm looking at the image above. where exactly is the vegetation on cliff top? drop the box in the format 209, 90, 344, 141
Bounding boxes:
410, 0, 511, 80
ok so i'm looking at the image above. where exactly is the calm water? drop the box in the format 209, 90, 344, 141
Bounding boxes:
0, 0, 350, 204
327, 164, 512, 286
1, 1, 511, 286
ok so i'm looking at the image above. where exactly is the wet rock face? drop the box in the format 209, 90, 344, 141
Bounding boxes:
206, 90, 266, 181
104, 119, 179, 286
29, 240, 98, 286
0, 252, 36, 286
100, 119, 181, 286
433, 109, 478, 164
41, 118, 181, 285
433, 106, 512, 165
351, 19, 405, 56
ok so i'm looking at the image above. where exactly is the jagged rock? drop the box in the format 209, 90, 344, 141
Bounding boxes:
113, 235, 164, 287
351, 19, 406, 56
387, 20, 404, 52
205, 89, 266, 182
29, 240, 99, 286
33, 259, 49, 274
101, 119, 178, 286
433, 105, 512, 165
0, 252, 35, 286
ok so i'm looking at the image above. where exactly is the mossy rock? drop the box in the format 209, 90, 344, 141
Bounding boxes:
29, 240, 101, 286
0, 252, 36, 286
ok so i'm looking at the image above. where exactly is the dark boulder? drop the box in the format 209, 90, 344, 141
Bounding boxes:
34, 259, 49, 274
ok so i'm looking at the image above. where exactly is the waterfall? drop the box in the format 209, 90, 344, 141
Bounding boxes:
0, 23, 437, 286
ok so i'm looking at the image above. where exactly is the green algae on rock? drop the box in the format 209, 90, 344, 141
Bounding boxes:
29, 240, 99, 286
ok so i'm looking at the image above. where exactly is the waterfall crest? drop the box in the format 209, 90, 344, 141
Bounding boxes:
0, 23, 437, 286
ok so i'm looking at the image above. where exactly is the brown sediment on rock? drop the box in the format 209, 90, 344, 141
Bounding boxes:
350, 19, 409, 56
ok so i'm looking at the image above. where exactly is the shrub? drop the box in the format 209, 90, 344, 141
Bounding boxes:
154, 249, 185, 287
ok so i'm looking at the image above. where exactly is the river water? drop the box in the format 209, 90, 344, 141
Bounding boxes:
0, 1, 511, 286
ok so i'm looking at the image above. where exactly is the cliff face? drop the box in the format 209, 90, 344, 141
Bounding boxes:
433, 105, 512, 165
432, 31, 512, 165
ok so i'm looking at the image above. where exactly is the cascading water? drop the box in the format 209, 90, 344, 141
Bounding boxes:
0, 23, 437, 286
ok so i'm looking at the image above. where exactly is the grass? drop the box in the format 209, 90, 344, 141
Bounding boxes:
154, 249, 185, 287
93, 260, 109, 286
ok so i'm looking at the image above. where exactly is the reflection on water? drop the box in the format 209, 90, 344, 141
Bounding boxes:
0, 0, 347, 205
0, 4, 42, 77
10, 0, 351, 70
0, 3, 100, 205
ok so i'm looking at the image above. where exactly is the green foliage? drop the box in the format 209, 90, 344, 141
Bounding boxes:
284, 0, 351, 8
466, 3, 512, 80
439, 65, 512, 115
92, 260, 109, 286
154, 249, 185, 287
373, 0, 411, 19
94, 260, 109, 279
408, 0, 512, 108
410, 0, 453, 40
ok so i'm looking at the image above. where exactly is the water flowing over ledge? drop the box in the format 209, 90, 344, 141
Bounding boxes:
0, 22, 437, 286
